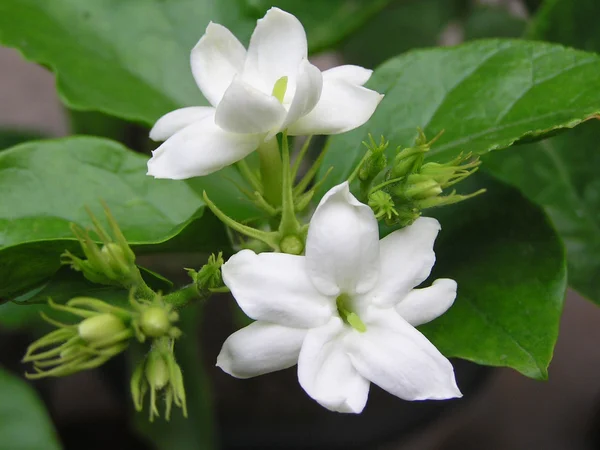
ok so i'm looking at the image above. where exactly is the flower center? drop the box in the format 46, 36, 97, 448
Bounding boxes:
271, 76, 288, 103
336, 293, 366, 333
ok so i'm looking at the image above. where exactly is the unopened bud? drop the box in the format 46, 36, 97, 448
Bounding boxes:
140, 307, 172, 338
145, 351, 170, 390
280, 235, 304, 255
78, 313, 127, 344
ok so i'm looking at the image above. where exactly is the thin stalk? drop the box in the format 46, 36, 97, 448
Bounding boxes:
257, 138, 283, 206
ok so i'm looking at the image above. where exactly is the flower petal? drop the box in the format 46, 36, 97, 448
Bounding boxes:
215, 77, 287, 134
147, 113, 260, 179
243, 8, 308, 92
287, 79, 383, 136
347, 308, 462, 401
191, 22, 246, 106
279, 59, 323, 132
367, 217, 442, 308
149, 106, 215, 141
222, 249, 334, 328
217, 321, 307, 379
322, 65, 373, 86
298, 318, 370, 413
305, 182, 380, 296
396, 279, 457, 327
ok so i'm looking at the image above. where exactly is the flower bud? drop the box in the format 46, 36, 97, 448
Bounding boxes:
402, 175, 443, 200
78, 313, 127, 344
280, 235, 304, 255
140, 307, 172, 338
145, 351, 170, 390
358, 135, 389, 185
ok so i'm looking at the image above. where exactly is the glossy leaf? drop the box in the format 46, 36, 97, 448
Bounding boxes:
485, 120, 600, 304
0, 0, 388, 125
320, 40, 600, 192
0, 368, 61, 450
419, 174, 567, 379
480, 0, 600, 305
0, 136, 248, 300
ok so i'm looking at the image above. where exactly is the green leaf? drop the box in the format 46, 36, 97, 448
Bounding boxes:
0, 0, 388, 125
0, 266, 171, 329
0, 136, 252, 300
133, 303, 215, 450
0, 368, 61, 450
320, 40, 600, 191
420, 174, 566, 379
485, 120, 600, 304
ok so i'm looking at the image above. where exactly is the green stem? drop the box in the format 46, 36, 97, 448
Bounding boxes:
236, 160, 263, 193
129, 270, 156, 301
257, 138, 283, 206
163, 284, 205, 308
279, 132, 301, 237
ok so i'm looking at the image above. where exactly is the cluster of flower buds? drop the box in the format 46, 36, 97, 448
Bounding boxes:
61, 205, 139, 290
23, 297, 134, 379
23, 292, 182, 379
131, 337, 187, 422
358, 129, 484, 227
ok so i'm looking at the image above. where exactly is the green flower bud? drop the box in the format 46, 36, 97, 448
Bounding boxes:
23, 298, 133, 379
140, 307, 172, 338
358, 135, 389, 185
78, 313, 128, 344
131, 338, 188, 422
280, 235, 304, 255
187, 252, 225, 295
145, 351, 170, 390
403, 175, 443, 200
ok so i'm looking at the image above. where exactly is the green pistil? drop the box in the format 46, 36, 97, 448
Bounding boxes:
271, 76, 288, 103
336, 293, 366, 333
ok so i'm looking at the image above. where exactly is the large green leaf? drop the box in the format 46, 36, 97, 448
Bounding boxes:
0, 0, 387, 126
0, 368, 61, 450
0, 136, 250, 300
320, 39, 600, 191
480, 0, 600, 305
485, 120, 600, 304
420, 174, 566, 379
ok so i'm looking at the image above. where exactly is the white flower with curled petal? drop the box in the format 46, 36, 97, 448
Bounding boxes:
147, 8, 383, 179
217, 182, 462, 413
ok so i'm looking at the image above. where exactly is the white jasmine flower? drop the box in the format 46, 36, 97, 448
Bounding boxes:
147, 8, 383, 179
217, 182, 461, 413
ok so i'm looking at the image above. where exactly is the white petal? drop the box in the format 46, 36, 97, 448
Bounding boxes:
243, 8, 308, 92
149, 106, 215, 141
215, 77, 286, 134
217, 321, 306, 379
396, 279, 457, 327
347, 308, 462, 401
280, 59, 323, 131
298, 318, 370, 413
305, 182, 380, 297
287, 79, 383, 136
222, 249, 334, 328
323, 65, 373, 86
191, 22, 246, 106
146, 113, 260, 179
367, 217, 442, 308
